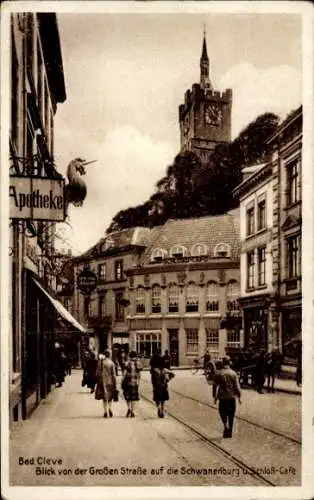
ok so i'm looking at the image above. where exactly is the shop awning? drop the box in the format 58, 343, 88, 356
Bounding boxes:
33, 279, 86, 333
284, 332, 302, 346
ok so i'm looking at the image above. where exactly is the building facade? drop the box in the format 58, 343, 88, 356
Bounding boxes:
9, 13, 84, 421
233, 106, 302, 361
179, 34, 232, 164
269, 106, 302, 361
67, 213, 242, 367
234, 163, 275, 351
72, 228, 151, 354
126, 212, 242, 366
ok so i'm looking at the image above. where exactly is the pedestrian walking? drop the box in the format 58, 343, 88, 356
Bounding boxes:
118, 349, 127, 374
213, 356, 241, 438
211, 359, 223, 397
151, 355, 175, 418
265, 349, 282, 393
203, 350, 211, 371
65, 352, 72, 376
254, 350, 266, 393
95, 349, 118, 418
84, 350, 97, 393
112, 347, 120, 376
150, 351, 161, 372
162, 349, 171, 369
54, 343, 66, 387
121, 351, 141, 418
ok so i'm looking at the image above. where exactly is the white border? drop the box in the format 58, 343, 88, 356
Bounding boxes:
1, 2, 314, 500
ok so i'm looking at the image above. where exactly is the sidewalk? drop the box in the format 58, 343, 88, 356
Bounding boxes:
267, 377, 301, 395
8, 371, 263, 488
167, 368, 301, 395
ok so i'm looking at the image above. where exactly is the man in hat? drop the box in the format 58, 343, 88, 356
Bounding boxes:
213, 356, 242, 438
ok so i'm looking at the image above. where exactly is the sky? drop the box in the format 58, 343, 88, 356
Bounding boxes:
53, 9, 302, 255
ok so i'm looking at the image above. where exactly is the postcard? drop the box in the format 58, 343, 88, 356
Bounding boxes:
1, 2, 313, 500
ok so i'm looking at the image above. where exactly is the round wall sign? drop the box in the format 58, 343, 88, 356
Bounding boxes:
77, 266, 98, 295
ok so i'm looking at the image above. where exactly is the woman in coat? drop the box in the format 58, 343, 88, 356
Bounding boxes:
96, 349, 117, 418
122, 351, 141, 418
85, 350, 98, 393
151, 355, 175, 418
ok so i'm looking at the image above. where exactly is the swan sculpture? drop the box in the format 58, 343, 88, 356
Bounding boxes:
65, 158, 96, 208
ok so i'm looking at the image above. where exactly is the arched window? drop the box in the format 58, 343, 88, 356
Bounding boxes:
191, 244, 208, 257
206, 282, 219, 312
186, 283, 199, 312
151, 284, 161, 313
214, 242, 231, 258
168, 284, 179, 313
136, 286, 145, 314
170, 245, 188, 258
151, 248, 167, 262
227, 280, 240, 312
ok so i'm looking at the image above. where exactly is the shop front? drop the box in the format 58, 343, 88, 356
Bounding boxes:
281, 305, 301, 363
22, 272, 86, 418
239, 296, 270, 353
112, 332, 129, 358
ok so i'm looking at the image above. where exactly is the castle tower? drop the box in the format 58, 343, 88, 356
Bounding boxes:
179, 32, 232, 164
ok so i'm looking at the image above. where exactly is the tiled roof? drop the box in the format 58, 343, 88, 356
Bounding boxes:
234, 162, 271, 197
139, 210, 240, 264
267, 105, 302, 143
76, 227, 151, 260
104, 227, 150, 248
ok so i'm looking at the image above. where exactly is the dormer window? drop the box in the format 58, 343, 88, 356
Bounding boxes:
214, 243, 231, 258
191, 244, 208, 257
151, 248, 167, 263
170, 245, 188, 258
103, 237, 114, 251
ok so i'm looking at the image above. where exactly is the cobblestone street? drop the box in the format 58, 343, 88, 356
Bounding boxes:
8, 370, 301, 488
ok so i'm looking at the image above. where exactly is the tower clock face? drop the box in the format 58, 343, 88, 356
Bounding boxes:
204, 103, 222, 126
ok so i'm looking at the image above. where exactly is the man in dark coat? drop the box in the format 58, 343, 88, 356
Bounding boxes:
85, 350, 97, 393
254, 350, 266, 393
54, 344, 66, 387
213, 357, 242, 438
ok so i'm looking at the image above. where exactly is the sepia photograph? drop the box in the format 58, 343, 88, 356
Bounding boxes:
1, 1, 313, 499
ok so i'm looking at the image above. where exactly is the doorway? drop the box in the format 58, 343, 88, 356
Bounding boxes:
168, 329, 179, 366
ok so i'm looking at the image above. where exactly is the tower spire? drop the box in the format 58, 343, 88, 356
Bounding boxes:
200, 28, 210, 88
201, 25, 208, 61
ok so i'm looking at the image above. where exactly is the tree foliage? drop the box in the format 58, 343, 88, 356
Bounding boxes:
106, 112, 280, 233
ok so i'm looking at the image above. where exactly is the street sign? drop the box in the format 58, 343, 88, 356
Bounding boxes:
9, 176, 65, 221
77, 266, 98, 295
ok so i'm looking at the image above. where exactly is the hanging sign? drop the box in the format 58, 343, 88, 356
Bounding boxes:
9, 176, 65, 221
77, 266, 98, 295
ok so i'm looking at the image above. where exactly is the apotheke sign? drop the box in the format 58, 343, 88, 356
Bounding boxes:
10, 176, 65, 221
